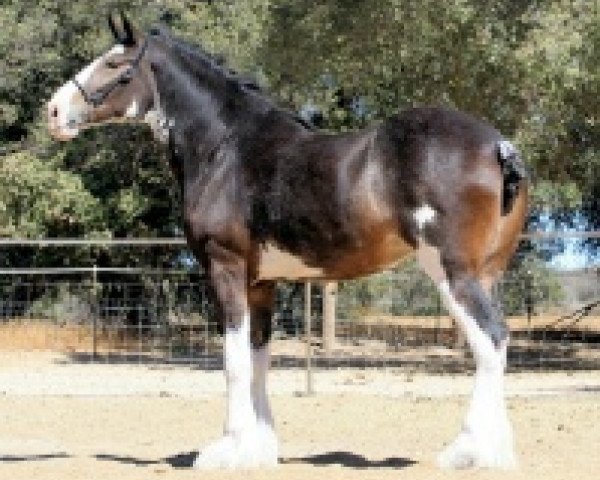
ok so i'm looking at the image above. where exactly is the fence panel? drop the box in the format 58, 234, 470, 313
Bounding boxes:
0, 238, 598, 372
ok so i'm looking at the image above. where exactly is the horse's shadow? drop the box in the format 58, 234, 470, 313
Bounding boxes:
94, 451, 197, 469
0, 453, 70, 463
165, 451, 198, 468
94, 450, 416, 470
282, 451, 417, 469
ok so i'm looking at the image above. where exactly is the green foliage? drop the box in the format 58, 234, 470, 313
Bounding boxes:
337, 260, 441, 319
27, 284, 93, 322
336, 254, 565, 319
502, 251, 565, 316
0, 151, 104, 237
531, 180, 583, 211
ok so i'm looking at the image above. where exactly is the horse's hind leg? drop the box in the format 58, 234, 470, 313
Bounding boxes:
249, 281, 278, 465
417, 243, 516, 469
436, 274, 515, 469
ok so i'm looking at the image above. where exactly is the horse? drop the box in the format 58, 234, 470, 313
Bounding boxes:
47, 12, 528, 470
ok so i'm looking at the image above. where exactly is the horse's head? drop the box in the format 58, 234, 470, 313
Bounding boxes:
47, 12, 155, 140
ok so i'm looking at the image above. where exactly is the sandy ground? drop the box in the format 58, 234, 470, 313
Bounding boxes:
1, 351, 599, 480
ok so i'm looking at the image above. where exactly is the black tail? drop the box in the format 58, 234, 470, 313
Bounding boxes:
496, 140, 528, 215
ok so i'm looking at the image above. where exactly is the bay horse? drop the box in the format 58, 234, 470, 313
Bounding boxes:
47, 13, 528, 470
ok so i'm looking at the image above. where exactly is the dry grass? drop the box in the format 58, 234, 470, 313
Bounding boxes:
0, 320, 132, 352
1, 315, 598, 354
358, 314, 600, 331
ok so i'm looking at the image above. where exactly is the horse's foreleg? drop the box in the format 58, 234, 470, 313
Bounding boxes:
194, 246, 276, 469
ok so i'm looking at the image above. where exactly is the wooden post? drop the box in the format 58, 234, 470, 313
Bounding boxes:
304, 282, 314, 396
92, 264, 98, 360
322, 281, 337, 355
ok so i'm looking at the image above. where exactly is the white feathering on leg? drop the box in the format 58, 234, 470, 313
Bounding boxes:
416, 242, 516, 470
252, 345, 278, 465
195, 313, 278, 469
437, 281, 516, 469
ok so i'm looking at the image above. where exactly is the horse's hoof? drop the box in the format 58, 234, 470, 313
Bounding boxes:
194, 427, 278, 470
437, 430, 517, 470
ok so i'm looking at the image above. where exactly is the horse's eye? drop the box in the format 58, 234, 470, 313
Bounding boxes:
106, 60, 120, 69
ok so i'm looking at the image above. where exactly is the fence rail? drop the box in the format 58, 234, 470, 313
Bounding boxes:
0, 230, 598, 246
0, 238, 188, 246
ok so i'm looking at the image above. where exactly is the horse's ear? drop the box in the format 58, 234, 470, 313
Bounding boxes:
120, 11, 136, 46
108, 12, 122, 41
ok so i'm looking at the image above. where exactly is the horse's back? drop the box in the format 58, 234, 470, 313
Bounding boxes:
382, 106, 502, 148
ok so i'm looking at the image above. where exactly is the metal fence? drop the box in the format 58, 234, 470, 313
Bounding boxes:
0, 237, 598, 374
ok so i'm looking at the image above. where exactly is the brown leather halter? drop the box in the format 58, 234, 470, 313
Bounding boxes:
71, 38, 148, 108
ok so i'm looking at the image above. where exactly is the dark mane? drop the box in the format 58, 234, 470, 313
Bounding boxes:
168, 35, 262, 91
160, 31, 314, 130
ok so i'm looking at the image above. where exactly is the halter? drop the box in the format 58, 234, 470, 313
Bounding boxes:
72, 38, 149, 108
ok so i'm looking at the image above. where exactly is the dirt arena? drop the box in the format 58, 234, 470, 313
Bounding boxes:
0, 351, 599, 480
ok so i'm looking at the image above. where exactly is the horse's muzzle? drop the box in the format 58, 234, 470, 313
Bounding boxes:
47, 101, 81, 141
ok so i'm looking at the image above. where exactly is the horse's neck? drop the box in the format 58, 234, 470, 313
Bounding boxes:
150, 65, 224, 145
149, 61, 314, 202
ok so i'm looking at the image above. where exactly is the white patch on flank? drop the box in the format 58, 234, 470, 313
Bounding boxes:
417, 247, 516, 470
194, 312, 278, 469
257, 242, 325, 280
125, 99, 139, 118
414, 204, 436, 230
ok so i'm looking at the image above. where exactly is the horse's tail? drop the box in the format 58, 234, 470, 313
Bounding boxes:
496, 140, 529, 216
